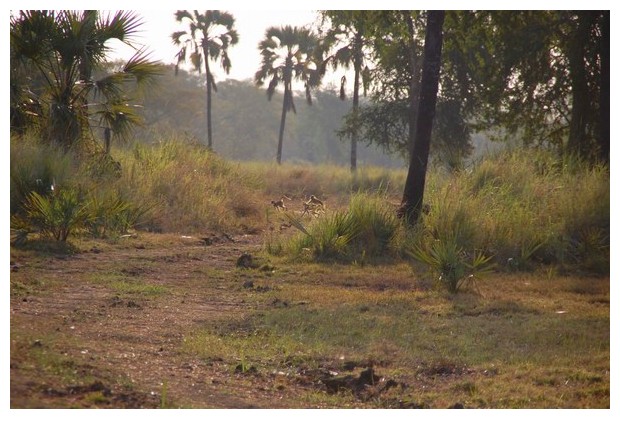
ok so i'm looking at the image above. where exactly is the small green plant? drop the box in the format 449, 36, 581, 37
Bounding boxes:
507, 239, 546, 271
410, 238, 495, 293
20, 188, 90, 241
285, 210, 360, 261
84, 191, 155, 238
160, 380, 169, 408
283, 194, 402, 262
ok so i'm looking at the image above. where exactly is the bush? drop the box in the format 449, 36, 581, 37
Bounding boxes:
282, 193, 403, 263
419, 147, 609, 273
83, 190, 154, 238
10, 136, 78, 215
409, 235, 495, 293
18, 188, 89, 242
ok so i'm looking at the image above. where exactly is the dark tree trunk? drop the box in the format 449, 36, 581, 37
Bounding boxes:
405, 13, 420, 157
277, 86, 289, 164
567, 11, 595, 158
204, 49, 214, 149
104, 127, 111, 154
351, 55, 360, 173
399, 10, 445, 226
599, 10, 610, 164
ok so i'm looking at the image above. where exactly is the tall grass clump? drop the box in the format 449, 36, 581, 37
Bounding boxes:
113, 136, 265, 234
245, 161, 405, 207
12, 134, 162, 242
82, 188, 154, 238
280, 193, 403, 263
10, 135, 78, 215
417, 147, 609, 274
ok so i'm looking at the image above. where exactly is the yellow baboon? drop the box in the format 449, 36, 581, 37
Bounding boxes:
301, 194, 325, 217
270, 195, 291, 211
307, 195, 324, 208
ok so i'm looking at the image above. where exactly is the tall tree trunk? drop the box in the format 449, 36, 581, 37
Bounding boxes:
205, 52, 214, 149
567, 11, 595, 158
78, 10, 97, 146
104, 127, 111, 154
398, 10, 445, 226
599, 10, 609, 164
406, 13, 420, 157
276, 86, 289, 164
351, 57, 360, 173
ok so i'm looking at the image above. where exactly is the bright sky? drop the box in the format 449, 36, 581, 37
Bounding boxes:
106, 9, 323, 84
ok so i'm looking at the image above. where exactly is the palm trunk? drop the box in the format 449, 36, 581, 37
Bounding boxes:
399, 11, 445, 226
276, 86, 289, 164
104, 127, 111, 154
205, 51, 214, 149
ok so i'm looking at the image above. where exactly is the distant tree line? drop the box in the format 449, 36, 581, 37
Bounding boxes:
128, 65, 404, 167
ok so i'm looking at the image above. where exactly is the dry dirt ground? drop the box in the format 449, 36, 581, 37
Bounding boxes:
10, 232, 310, 409
9, 231, 611, 411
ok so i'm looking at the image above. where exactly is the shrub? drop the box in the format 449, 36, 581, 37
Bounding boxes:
282, 193, 403, 263
10, 136, 77, 215
18, 188, 89, 241
409, 236, 495, 293
83, 190, 155, 238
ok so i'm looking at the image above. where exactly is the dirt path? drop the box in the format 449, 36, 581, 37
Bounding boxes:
10, 233, 308, 408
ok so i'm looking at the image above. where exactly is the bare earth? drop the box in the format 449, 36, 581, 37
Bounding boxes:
10, 233, 306, 409
10, 231, 611, 410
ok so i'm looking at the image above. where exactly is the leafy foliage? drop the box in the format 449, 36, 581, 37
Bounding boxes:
443, 11, 608, 162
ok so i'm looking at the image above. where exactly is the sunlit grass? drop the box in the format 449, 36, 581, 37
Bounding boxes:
180, 269, 609, 407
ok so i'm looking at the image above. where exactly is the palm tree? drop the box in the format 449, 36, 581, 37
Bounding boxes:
319, 11, 373, 172
255, 25, 322, 164
172, 10, 239, 149
10, 10, 162, 151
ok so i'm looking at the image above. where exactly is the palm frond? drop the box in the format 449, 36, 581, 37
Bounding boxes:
174, 10, 193, 23
171, 30, 188, 45
94, 100, 144, 140
123, 50, 164, 88
97, 10, 143, 45
190, 49, 203, 73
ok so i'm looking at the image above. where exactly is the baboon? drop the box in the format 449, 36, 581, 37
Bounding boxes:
307, 195, 324, 208
301, 194, 325, 217
270, 195, 292, 211
271, 199, 286, 211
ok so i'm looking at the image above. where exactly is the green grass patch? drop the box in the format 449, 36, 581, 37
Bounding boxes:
89, 273, 167, 296
180, 272, 609, 407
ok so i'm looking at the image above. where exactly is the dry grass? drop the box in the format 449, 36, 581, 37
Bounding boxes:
182, 257, 610, 408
